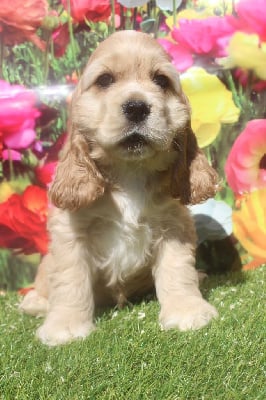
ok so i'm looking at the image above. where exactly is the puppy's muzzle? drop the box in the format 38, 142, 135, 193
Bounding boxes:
119, 132, 149, 152
122, 100, 151, 123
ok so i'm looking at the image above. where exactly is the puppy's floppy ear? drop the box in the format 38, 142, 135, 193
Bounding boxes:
171, 124, 219, 205
49, 132, 106, 211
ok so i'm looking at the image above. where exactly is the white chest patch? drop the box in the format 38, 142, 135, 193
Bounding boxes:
86, 176, 154, 286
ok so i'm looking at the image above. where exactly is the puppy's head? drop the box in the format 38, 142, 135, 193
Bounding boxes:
50, 31, 218, 210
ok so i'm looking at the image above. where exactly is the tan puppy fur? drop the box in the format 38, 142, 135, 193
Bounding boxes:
20, 31, 218, 346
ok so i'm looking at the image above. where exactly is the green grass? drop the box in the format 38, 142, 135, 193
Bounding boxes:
0, 267, 265, 400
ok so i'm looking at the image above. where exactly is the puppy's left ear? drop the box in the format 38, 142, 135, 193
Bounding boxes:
171, 124, 219, 205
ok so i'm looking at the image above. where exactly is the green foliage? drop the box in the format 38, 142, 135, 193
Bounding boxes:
0, 250, 39, 291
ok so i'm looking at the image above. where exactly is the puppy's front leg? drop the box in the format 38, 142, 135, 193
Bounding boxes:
37, 242, 95, 346
153, 240, 218, 331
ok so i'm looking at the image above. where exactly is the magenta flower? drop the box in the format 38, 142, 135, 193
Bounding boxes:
0, 80, 40, 161
159, 16, 235, 71
158, 38, 193, 72
232, 0, 266, 42
225, 119, 266, 194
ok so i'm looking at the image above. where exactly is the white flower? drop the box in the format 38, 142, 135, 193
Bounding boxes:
137, 311, 146, 319
118, 0, 148, 7
189, 198, 233, 244
156, 0, 182, 11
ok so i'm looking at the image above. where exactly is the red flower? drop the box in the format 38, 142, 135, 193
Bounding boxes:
35, 161, 57, 187
62, 0, 119, 23
52, 23, 70, 57
34, 133, 67, 187
0, 185, 49, 254
0, 0, 49, 50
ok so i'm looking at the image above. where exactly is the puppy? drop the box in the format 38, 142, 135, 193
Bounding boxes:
20, 30, 219, 345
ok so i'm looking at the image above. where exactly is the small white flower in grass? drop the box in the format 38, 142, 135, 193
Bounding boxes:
10, 371, 20, 378
141, 361, 147, 370
111, 311, 118, 319
137, 311, 146, 320
60, 376, 65, 383
229, 304, 236, 310
45, 362, 52, 373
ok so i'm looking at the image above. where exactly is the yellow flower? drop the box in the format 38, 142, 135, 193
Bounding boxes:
0, 182, 15, 202
166, 9, 205, 29
233, 189, 266, 262
222, 32, 266, 80
180, 67, 240, 147
196, 0, 236, 15
166, 0, 236, 28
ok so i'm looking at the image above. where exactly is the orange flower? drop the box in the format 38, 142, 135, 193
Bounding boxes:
233, 189, 266, 269
0, 0, 49, 49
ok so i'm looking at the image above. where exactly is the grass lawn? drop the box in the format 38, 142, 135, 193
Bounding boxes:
0, 266, 265, 400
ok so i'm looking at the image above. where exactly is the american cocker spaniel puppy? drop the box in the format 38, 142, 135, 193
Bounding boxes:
20, 30, 219, 346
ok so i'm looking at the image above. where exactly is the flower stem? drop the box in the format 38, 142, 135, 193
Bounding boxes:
67, 0, 79, 77
0, 29, 4, 80
173, 0, 177, 26
43, 32, 52, 83
224, 70, 242, 110
8, 149, 14, 181
110, 0, 116, 34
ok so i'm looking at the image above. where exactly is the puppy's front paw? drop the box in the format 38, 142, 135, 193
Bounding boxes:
160, 296, 218, 331
36, 314, 95, 346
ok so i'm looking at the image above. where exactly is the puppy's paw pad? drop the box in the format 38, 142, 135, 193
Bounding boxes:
36, 321, 95, 346
160, 298, 218, 331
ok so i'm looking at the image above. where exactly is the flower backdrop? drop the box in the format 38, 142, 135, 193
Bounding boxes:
0, 0, 265, 289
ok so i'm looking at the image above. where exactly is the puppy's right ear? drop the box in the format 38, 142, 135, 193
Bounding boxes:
49, 133, 105, 211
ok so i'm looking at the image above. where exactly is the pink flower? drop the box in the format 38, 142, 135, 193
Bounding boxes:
158, 38, 193, 72
173, 17, 234, 56
159, 16, 235, 71
232, 0, 266, 42
0, 80, 40, 161
225, 119, 266, 194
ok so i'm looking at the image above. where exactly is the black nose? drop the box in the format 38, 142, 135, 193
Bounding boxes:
122, 100, 151, 123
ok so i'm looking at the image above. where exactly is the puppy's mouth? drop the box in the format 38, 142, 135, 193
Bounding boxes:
118, 132, 149, 154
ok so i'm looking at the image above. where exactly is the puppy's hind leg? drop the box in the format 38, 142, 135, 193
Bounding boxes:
19, 255, 49, 317
36, 240, 95, 346
153, 239, 218, 331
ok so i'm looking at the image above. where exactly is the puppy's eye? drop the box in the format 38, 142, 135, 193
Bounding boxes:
95, 73, 114, 88
153, 74, 170, 89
